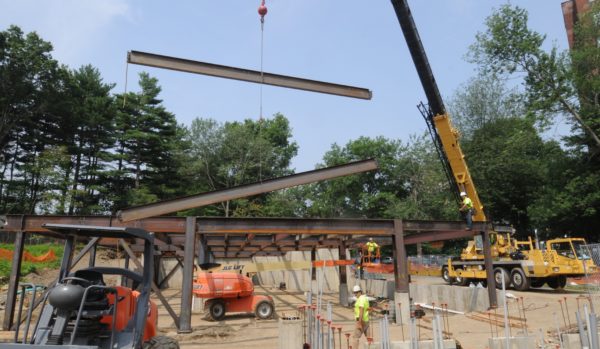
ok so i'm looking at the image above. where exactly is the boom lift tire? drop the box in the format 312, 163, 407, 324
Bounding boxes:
493, 267, 510, 289
208, 299, 226, 321
454, 268, 469, 286
510, 268, 530, 291
547, 276, 567, 290
143, 336, 180, 349
255, 300, 275, 320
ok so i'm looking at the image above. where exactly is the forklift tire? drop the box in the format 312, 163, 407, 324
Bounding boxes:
441, 266, 454, 284
208, 299, 226, 321
548, 276, 567, 290
493, 267, 510, 289
510, 268, 530, 291
143, 336, 179, 349
255, 300, 274, 320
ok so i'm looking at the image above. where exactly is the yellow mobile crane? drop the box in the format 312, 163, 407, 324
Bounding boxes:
391, 0, 596, 291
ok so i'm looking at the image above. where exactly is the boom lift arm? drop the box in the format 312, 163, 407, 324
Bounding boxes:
390, 0, 486, 222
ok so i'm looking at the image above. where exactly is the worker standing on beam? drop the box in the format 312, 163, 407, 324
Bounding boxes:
459, 191, 473, 230
365, 238, 379, 262
352, 285, 370, 349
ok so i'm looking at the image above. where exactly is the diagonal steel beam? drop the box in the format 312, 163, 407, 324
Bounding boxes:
119, 240, 180, 328
127, 50, 372, 100
118, 159, 378, 222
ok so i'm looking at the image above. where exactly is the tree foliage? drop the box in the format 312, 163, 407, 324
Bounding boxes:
468, 4, 600, 150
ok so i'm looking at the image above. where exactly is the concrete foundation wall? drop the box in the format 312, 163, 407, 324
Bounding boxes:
561, 332, 600, 349
156, 249, 353, 291
254, 249, 346, 292
410, 284, 490, 313
368, 339, 456, 349
488, 336, 537, 349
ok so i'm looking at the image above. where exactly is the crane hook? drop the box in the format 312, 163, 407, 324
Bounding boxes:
258, 0, 267, 23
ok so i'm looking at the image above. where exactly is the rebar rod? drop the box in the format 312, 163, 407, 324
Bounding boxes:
554, 312, 564, 349
565, 297, 573, 329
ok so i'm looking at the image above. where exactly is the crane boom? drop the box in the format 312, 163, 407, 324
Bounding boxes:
390, 0, 486, 222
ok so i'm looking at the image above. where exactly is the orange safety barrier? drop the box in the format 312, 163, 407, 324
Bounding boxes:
0, 248, 57, 263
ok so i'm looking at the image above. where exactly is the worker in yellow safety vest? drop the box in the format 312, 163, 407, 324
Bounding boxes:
352, 284, 370, 349
459, 191, 473, 230
365, 238, 379, 262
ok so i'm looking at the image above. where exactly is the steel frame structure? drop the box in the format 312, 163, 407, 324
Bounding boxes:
1, 214, 495, 333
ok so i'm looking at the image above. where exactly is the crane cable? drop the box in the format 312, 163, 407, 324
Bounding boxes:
257, 0, 268, 182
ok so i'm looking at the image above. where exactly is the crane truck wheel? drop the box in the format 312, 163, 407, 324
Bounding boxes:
454, 268, 469, 286
208, 299, 227, 321
548, 276, 567, 290
530, 278, 546, 288
510, 268, 530, 291
255, 300, 275, 319
143, 336, 180, 349
493, 267, 510, 289
441, 266, 454, 284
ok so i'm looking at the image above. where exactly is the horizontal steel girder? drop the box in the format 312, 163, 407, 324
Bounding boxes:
118, 159, 378, 222
127, 50, 372, 100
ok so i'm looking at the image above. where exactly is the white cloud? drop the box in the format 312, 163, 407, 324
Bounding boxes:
0, 0, 132, 64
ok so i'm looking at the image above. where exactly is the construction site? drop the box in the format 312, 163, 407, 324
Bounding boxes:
1, 0, 599, 349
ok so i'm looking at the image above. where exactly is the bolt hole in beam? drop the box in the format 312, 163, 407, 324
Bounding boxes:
127, 50, 372, 100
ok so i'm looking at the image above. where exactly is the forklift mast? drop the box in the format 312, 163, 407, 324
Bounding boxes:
390, 0, 487, 222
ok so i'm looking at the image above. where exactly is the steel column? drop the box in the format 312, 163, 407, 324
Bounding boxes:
311, 248, 317, 281
3, 230, 25, 330
179, 217, 196, 333
118, 159, 378, 222
197, 234, 210, 266
393, 219, 409, 292
88, 243, 97, 267
338, 242, 349, 307
127, 50, 372, 100
481, 229, 497, 308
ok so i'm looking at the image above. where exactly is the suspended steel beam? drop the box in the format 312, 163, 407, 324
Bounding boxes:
127, 50, 372, 100
117, 159, 378, 222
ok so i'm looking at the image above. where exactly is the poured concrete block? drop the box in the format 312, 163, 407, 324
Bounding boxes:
367, 339, 457, 349
561, 332, 600, 349
278, 318, 303, 349
488, 336, 536, 349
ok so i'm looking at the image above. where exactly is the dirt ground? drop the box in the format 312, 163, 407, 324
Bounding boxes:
152, 276, 599, 349
2, 255, 599, 349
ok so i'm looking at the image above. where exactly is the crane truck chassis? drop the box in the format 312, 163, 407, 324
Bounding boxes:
442, 234, 597, 291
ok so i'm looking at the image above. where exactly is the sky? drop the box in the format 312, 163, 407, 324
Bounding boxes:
0, 0, 571, 173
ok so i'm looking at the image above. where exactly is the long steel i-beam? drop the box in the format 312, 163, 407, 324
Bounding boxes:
117, 159, 378, 222
127, 50, 372, 100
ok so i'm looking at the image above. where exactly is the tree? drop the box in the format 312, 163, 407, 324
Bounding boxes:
448, 73, 525, 138
0, 26, 60, 151
305, 135, 455, 220
468, 5, 600, 150
462, 117, 564, 234
108, 73, 182, 210
184, 114, 298, 217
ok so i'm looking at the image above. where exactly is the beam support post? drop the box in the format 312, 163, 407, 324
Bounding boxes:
3, 230, 25, 330
338, 242, 348, 306
393, 219, 410, 325
482, 228, 498, 308
179, 217, 196, 333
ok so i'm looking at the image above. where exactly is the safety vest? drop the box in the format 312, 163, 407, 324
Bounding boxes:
366, 241, 378, 252
463, 197, 473, 209
354, 294, 369, 322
